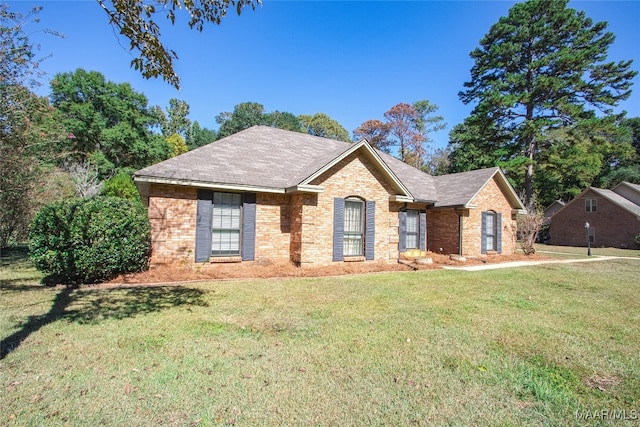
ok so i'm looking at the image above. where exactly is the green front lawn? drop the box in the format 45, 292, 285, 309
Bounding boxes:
1, 250, 639, 426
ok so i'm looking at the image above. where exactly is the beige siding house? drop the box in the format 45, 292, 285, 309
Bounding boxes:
135, 126, 525, 266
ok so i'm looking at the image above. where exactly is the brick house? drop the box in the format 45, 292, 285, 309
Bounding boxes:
549, 182, 640, 249
134, 126, 525, 266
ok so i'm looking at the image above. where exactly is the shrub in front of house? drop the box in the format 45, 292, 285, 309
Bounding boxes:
101, 169, 140, 201
29, 197, 151, 284
635, 233, 640, 247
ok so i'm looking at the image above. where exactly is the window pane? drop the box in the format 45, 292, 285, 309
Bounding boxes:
212, 192, 242, 256
406, 234, 418, 249
344, 200, 364, 256
406, 210, 418, 233
344, 234, 363, 256
485, 212, 495, 251
344, 201, 363, 233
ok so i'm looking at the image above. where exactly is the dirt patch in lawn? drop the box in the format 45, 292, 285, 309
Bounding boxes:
105, 252, 549, 285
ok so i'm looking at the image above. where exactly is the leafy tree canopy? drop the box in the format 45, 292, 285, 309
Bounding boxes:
97, 0, 261, 89
298, 113, 350, 142
50, 68, 170, 174
186, 120, 216, 150
354, 100, 445, 169
153, 98, 191, 137
216, 101, 266, 139
0, 5, 66, 247
455, 0, 637, 205
215, 102, 349, 142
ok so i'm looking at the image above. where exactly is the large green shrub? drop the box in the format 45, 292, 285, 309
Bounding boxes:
101, 169, 140, 201
29, 197, 151, 284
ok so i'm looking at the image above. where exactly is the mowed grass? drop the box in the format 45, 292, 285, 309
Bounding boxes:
1, 250, 639, 426
536, 243, 640, 258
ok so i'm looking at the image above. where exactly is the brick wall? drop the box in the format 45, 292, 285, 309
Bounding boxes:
427, 176, 518, 257
550, 190, 640, 249
308, 151, 402, 265
147, 184, 198, 265
427, 209, 461, 255
255, 193, 291, 263
144, 161, 521, 266
464, 177, 518, 256
144, 150, 410, 267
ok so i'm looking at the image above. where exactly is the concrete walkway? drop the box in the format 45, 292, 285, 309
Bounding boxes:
441, 255, 638, 271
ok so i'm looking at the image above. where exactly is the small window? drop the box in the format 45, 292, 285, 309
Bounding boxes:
406, 210, 419, 249
588, 227, 595, 244
212, 192, 242, 256
344, 199, 364, 256
485, 211, 497, 251
585, 199, 597, 213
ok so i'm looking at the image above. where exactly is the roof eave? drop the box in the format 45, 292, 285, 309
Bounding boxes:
134, 175, 286, 194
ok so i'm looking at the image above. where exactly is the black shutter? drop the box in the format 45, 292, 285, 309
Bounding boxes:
419, 211, 427, 251
241, 193, 256, 261
195, 189, 213, 262
496, 213, 502, 254
481, 211, 487, 254
333, 198, 344, 261
365, 200, 375, 260
399, 210, 407, 253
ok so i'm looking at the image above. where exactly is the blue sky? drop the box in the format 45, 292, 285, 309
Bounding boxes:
10, 0, 640, 149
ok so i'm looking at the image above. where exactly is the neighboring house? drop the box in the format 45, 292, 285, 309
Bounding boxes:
549, 182, 640, 249
134, 126, 525, 266
544, 200, 566, 223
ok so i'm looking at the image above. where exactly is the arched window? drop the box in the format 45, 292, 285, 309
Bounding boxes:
481, 210, 501, 254
333, 197, 375, 261
344, 198, 364, 256
485, 211, 497, 251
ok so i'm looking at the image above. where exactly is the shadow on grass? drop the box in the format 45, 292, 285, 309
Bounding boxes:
0, 285, 209, 360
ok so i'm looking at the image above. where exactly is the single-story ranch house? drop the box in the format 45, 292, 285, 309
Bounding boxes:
134, 126, 525, 266
549, 181, 640, 249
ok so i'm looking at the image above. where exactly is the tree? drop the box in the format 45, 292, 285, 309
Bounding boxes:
186, 120, 216, 150
154, 98, 191, 137
266, 111, 303, 133
298, 113, 350, 142
215, 102, 345, 140
458, 0, 637, 205
621, 117, 640, 159
97, 0, 261, 89
353, 119, 391, 152
101, 169, 140, 201
50, 68, 170, 174
0, 5, 66, 247
216, 101, 266, 139
517, 196, 544, 255
355, 101, 445, 169
166, 133, 188, 157
423, 147, 452, 176
63, 160, 104, 198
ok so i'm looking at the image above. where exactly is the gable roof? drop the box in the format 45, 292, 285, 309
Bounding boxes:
432, 167, 525, 210
135, 126, 522, 209
612, 181, 640, 206
590, 187, 640, 218
136, 126, 340, 192
135, 126, 419, 199
544, 200, 566, 217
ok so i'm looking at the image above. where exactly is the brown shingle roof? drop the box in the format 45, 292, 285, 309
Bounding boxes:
135, 126, 522, 209
591, 187, 640, 218
135, 126, 347, 191
433, 167, 498, 207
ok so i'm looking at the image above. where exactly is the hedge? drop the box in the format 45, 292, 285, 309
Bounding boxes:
29, 196, 151, 284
